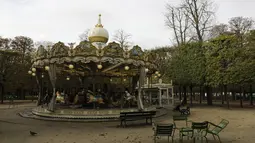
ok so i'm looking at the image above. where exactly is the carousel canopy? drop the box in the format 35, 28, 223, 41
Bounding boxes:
32, 14, 158, 78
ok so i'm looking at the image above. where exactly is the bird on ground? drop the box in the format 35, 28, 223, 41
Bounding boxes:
30, 131, 37, 136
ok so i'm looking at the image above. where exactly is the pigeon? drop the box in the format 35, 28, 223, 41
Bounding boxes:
30, 131, 37, 136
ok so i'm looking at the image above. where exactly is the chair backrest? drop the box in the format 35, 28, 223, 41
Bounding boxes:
192, 121, 208, 130
173, 115, 187, 121
218, 119, 229, 128
212, 119, 229, 134
155, 124, 174, 136
173, 115, 188, 127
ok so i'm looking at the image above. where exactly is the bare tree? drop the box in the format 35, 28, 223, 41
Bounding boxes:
209, 23, 229, 38
113, 29, 132, 49
79, 29, 90, 41
228, 17, 254, 36
181, 0, 216, 42
165, 4, 191, 46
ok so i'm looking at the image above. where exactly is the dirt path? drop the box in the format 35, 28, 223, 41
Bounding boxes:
0, 104, 254, 143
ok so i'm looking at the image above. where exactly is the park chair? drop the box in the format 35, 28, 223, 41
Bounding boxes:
180, 121, 209, 143
173, 115, 189, 129
206, 119, 229, 143
152, 123, 175, 143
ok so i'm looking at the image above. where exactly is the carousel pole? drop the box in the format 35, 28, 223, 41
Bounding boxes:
35, 69, 42, 106
48, 64, 57, 112
138, 67, 145, 110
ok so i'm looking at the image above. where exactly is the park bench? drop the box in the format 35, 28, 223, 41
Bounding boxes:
119, 111, 156, 127
206, 119, 229, 143
152, 123, 175, 143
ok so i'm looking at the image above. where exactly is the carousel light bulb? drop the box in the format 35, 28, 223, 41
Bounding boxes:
155, 71, 159, 75
45, 66, 50, 71
28, 70, 32, 74
32, 68, 36, 72
154, 75, 157, 78
32, 73, 36, 76
41, 74, 44, 78
124, 66, 129, 71
66, 77, 70, 80
97, 64, 103, 69
110, 78, 113, 82
69, 64, 74, 69
123, 78, 126, 81
145, 68, 149, 73
158, 74, 161, 77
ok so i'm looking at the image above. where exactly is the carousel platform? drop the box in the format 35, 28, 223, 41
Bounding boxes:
19, 106, 169, 122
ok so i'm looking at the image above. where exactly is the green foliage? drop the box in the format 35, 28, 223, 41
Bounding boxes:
0, 36, 35, 97
205, 34, 239, 86
166, 42, 205, 86
164, 31, 255, 88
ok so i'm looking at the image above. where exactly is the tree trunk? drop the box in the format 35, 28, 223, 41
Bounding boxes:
221, 85, 224, 104
199, 86, 202, 104
206, 86, 213, 105
183, 86, 187, 104
240, 86, 244, 108
232, 91, 236, 101
224, 85, 230, 109
250, 84, 253, 106
179, 85, 182, 101
0, 83, 4, 104
190, 85, 193, 105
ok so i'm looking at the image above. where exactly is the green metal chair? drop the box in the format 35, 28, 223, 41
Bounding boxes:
180, 121, 209, 143
152, 123, 175, 143
173, 115, 194, 140
173, 115, 188, 128
206, 119, 229, 143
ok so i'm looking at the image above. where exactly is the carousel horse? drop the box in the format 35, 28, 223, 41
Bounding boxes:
87, 90, 104, 104
124, 91, 136, 107
56, 91, 65, 103
124, 90, 136, 101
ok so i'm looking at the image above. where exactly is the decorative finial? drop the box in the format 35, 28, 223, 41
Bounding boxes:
96, 14, 103, 28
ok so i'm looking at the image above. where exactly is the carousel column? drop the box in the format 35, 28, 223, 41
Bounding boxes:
159, 88, 162, 107
48, 64, 57, 112
172, 86, 174, 106
149, 76, 152, 105
138, 67, 145, 110
167, 88, 170, 105
35, 70, 42, 106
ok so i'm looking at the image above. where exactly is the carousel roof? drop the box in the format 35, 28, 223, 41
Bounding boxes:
88, 14, 109, 43
32, 14, 158, 77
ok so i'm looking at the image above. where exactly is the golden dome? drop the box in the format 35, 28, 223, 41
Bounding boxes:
88, 14, 109, 43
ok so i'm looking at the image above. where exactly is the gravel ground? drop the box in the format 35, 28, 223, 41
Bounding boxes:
0, 103, 254, 143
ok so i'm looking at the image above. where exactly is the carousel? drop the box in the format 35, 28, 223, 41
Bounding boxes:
26, 14, 161, 120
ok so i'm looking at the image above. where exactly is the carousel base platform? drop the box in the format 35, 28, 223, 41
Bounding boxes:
19, 106, 169, 122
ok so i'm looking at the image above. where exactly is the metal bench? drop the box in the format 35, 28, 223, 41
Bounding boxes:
120, 111, 156, 127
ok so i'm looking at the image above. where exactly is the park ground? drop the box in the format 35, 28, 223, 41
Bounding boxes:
0, 101, 255, 143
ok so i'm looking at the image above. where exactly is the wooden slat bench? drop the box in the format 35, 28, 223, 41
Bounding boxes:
120, 111, 156, 127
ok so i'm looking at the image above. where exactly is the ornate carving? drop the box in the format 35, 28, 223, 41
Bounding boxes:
129, 45, 144, 60
50, 42, 69, 57
103, 42, 124, 57
73, 41, 97, 56
36, 45, 47, 59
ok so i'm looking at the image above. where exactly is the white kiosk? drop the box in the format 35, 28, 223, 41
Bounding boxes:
142, 79, 174, 107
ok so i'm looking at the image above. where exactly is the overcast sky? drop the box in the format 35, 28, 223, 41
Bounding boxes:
1, 0, 255, 49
